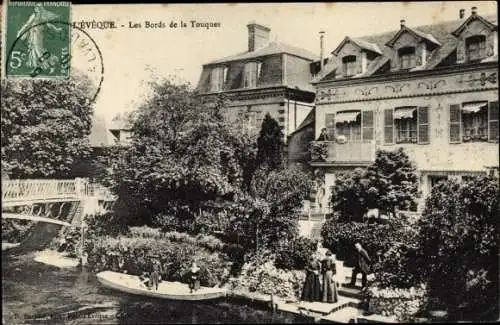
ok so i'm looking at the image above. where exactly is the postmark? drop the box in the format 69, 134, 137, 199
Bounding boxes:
6, 20, 105, 103
5, 1, 72, 79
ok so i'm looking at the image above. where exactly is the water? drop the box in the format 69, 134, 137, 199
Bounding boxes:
2, 252, 307, 324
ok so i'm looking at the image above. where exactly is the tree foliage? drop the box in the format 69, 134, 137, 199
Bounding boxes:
415, 176, 498, 319
331, 148, 419, 220
101, 78, 252, 225
1, 72, 94, 179
256, 113, 284, 171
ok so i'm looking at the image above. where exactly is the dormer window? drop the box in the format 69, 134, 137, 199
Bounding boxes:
210, 66, 227, 92
342, 55, 357, 77
243, 61, 262, 88
399, 47, 417, 70
466, 35, 486, 62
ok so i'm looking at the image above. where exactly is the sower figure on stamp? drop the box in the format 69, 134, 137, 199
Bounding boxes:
350, 242, 371, 289
16, 3, 63, 73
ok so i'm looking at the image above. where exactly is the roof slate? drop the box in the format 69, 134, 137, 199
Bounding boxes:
207, 41, 319, 65
314, 14, 497, 83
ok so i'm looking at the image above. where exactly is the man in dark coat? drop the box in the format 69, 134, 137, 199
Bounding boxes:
350, 242, 371, 288
317, 128, 330, 141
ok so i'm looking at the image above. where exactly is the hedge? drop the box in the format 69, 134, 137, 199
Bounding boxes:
84, 234, 233, 287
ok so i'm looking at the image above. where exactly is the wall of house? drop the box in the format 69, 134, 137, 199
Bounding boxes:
315, 65, 498, 206
258, 55, 283, 88
287, 123, 314, 167
284, 54, 315, 91
285, 100, 314, 135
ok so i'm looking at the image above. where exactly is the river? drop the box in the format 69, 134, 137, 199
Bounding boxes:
2, 251, 308, 324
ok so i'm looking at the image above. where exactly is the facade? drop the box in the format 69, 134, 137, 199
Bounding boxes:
108, 118, 132, 146
310, 7, 498, 211
196, 22, 318, 141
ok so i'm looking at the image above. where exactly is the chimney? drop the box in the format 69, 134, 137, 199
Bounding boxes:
400, 19, 406, 29
319, 31, 325, 71
471, 6, 477, 16
459, 8, 465, 19
247, 21, 271, 52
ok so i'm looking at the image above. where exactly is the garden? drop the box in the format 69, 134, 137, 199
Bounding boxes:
320, 148, 499, 322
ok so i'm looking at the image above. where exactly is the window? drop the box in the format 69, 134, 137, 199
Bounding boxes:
429, 175, 448, 192
399, 47, 416, 70
466, 35, 486, 62
334, 110, 374, 141
210, 66, 227, 92
385, 107, 429, 144
243, 61, 261, 88
342, 55, 357, 77
394, 107, 417, 143
449, 101, 498, 143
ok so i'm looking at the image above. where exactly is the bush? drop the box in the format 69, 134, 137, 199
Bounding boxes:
275, 236, 317, 270
416, 176, 498, 320
49, 226, 82, 258
230, 250, 306, 300
367, 284, 428, 321
1, 219, 33, 243
85, 234, 232, 287
85, 211, 127, 239
321, 218, 408, 267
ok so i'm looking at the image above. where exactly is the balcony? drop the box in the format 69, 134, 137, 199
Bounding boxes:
309, 140, 376, 165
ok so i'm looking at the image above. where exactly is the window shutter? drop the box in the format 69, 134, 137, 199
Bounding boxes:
362, 110, 374, 140
449, 104, 461, 143
325, 113, 335, 139
384, 108, 394, 144
489, 101, 499, 141
356, 57, 363, 74
456, 39, 466, 63
417, 106, 429, 144
390, 51, 399, 72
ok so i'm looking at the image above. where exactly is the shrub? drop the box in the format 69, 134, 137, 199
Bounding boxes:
85, 234, 232, 287
85, 211, 127, 240
230, 250, 306, 300
1, 219, 33, 243
321, 218, 408, 267
366, 284, 428, 321
416, 176, 499, 320
275, 236, 317, 270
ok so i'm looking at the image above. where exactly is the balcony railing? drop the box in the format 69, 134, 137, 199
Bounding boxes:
310, 140, 376, 164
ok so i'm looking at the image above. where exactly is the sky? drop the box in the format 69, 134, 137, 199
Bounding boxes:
68, 2, 498, 122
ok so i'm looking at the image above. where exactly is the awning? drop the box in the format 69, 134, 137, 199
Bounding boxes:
462, 102, 488, 114
335, 111, 360, 123
394, 107, 416, 119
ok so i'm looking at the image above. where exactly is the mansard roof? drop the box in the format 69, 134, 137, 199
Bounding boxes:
206, 41, 319, 65
312, 13, 497, 84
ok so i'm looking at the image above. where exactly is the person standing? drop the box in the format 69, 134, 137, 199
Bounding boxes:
149, 254, 164, 291
350, 242, 371, 288
301, 256, 322, 302
321, 250, 338, 303
189, 262, 201, 293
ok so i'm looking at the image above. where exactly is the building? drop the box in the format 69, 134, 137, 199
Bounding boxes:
108, 117, 132, 146
196, 21, 318, 141
310, 7, 498, 212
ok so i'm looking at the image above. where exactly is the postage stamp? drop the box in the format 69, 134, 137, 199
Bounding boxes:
4, 1, 71, 79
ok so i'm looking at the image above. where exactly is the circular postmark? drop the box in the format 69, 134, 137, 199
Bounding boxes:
6, 20, 104, 103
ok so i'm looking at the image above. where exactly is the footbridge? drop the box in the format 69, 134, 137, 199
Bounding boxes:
2, 178, 116, 227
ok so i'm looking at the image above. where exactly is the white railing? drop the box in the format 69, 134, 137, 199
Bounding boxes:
2, 178, 115, 206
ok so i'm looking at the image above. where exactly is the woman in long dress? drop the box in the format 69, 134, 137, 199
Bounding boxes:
321, 250, 339, 303
16, 3, 62, 73
188, 262, 201, 293
301, 256, 322, 302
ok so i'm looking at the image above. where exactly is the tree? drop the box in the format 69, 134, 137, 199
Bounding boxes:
416, 176, 498, 320
256, 113, 284, 171
227, 165, 313, 250
1, 72, 94, 179
330, 148, 419, 220
101, 77, 252, 226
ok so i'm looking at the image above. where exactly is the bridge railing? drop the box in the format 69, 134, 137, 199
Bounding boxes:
2, 179, 79, 203
2, 178, 115, 205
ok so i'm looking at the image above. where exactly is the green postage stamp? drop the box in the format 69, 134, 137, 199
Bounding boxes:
4, 1, 71, 79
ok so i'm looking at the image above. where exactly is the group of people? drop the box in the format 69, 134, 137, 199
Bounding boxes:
301, 242, 371, 303
139, 254, 201, 293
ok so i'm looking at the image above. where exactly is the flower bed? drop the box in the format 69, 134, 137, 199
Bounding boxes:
230, 252, 306, 301
366, 284, 428, 322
